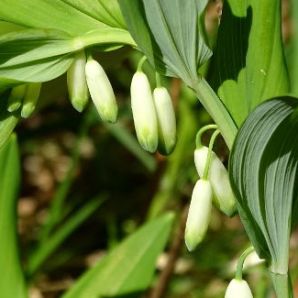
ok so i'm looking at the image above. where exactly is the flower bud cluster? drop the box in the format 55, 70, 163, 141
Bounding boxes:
130, 69, 176, 154
185, 128, 237, 251
66, 52, 118, 123
194, 146, 236, 216
7, 83, 42, 118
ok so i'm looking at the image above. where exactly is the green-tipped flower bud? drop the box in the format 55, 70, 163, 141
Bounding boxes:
85, 57, 118, 123
67, 51, 88, 112
185, 179, 212, 251
7, 84, 27, 112
153, 87, 176, 155
130, 71, 158, 153
21, 83, 42, 118
225, 279, 253, 298
194, 146, 236, 216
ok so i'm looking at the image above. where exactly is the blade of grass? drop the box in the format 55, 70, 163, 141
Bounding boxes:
27, 195, 106, 277
104, 121, 157, 172
39, 109, 93, 242
0, 135, 27, 297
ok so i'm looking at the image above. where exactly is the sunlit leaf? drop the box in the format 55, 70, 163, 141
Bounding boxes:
0, 28, 135, 87
288, 0, 298, 96
208, 0, 289, 125
62, 213, 174, 298
0, 135, 27, 297
0, 0, 125, 36
119, 0, 211, 86
230, 97, 298, 274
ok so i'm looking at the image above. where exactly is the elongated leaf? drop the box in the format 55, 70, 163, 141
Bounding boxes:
0, 0, 125, 36
61, 0, 126, 29
119, 0, 211, 86
62, 213, 174, 298
289, 0, 298, 96
230, 97, 298, 274
0, 135, 27, 297
0, 28, 135, 87
208, 0, 289, 125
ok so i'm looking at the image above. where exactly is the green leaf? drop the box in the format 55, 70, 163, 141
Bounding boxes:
61, 0, 126, 29
288, 0, 298, 96
62, 213, 174, 298
0, 135, 27, 298
208, 0, 289, 126
229, 97, 298, 274
0, 0, 125, 36
0, 28, 135, 87
119, 0, 211, 86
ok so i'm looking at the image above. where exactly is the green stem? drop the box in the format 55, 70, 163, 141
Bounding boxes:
137, 56, 147, 71
195, 124, 218, 148
235, 246, 254, 280
193, 78, 238, 150
202, 129, 220, 179
270, 272, 293, 298
155, 72, 162, 88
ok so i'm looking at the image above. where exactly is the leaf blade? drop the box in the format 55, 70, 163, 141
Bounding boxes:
62, 213, 174, 298
230, 97, 298, 273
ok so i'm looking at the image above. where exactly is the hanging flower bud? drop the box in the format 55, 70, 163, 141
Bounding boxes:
185, 179, 213, 251
153, 87, 176, 155
194, 146, 236, 216
85, 57, 118, 123
225, 279, 253, 298
21, 83, 42, 118
67, 51, 88, 112
7, 84, 27, 112
130, 71, 158, 153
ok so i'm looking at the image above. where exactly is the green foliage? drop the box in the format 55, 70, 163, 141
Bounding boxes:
0, 135, 27, 298
230, 97, 298, 275
0, 0, 296, 297
0, 0, 125, 35
62, 213, 174, 298
119, 0, 211, 86
209, 0, 289, 125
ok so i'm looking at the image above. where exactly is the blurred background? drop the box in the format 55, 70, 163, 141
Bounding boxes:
14, 0, 298, 297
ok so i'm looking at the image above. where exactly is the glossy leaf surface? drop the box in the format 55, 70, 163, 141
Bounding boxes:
0, 28, 134, 88
119, 0, 211, 86
208, 0, 289, 126
0, 0, 125, 36
230, 97, 298, 274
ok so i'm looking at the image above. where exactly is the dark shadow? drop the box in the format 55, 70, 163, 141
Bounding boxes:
102, 291, 143, 298
207, 2, 252, 92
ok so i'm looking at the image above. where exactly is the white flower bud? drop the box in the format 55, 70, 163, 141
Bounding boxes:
7, 84, 27, 112
153, 87, 176, 155
185, 179, 212, 251
130, 71, 158, 153
225, 279, 253, 298
194, 146, 236, 216
21, 83, 42, 118
67, 51, 88, 112
85, 57, 118, 123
